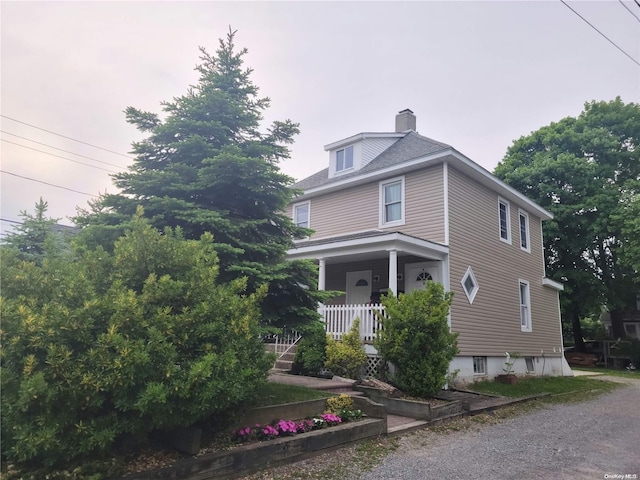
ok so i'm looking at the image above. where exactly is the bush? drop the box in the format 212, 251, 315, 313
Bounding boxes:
375, 284, 458, 397
325, 318, 367, 379
325, 394, 355, 414
0, 214, 272, 469
292, 321, 328, 376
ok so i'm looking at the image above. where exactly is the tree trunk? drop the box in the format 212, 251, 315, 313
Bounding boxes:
568, 310, 585, 352
609, 308, 626, 339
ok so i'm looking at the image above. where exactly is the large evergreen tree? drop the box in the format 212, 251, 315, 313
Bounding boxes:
75, 30, 326, 329
495, 98, 639, 344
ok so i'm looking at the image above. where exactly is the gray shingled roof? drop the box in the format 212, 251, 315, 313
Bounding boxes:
293, 131, 452, 190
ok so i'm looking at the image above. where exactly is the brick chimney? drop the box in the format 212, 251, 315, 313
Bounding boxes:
395, 108, 416, 132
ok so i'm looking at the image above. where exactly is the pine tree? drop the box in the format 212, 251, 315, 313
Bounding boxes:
75, 29, 326, 330
3, 198, 66, 265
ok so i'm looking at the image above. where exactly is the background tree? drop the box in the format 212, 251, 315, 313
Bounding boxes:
74, 29, 328, 330
2, 198, 67, 265
495, 98, 639, 345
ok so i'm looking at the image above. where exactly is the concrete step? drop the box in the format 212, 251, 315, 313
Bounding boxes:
274, 359, 294, 371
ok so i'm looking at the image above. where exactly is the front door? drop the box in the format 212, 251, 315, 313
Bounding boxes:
346, 270, 372, 305
405, 262, 440, 293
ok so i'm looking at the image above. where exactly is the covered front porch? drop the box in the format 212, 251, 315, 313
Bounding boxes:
287, 231, 450, 342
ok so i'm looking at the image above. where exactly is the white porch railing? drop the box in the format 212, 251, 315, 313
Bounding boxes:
320, 304, 385, 342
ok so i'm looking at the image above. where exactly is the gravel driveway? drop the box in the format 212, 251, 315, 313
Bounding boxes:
360, 376, 640, 480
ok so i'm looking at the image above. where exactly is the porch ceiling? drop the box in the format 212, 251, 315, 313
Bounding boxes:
287, 231, 448, 265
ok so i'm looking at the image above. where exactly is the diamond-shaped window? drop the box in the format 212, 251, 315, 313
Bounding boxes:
461, 266, 479, 304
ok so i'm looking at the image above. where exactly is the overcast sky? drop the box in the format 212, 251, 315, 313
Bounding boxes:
1, 1, 638, 235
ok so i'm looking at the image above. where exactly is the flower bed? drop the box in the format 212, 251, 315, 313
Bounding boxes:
126, 417, 385, 479
233, 412, 347, 443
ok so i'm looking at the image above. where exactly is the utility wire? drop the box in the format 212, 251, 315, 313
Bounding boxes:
560, 0, 640, 66
635, 0, 640, 10
1, 130, 128, 169
2, 139, 120, 174
619, 0, 640, 22
0, 218, 22, 224
0, 115, 134, 159
0, 170, 98, 197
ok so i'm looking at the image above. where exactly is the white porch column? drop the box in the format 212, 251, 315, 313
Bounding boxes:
318, 257, 326, 291
388, 249, 398, 295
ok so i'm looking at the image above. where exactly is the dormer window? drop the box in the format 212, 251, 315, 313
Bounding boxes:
336, 146, 354, 172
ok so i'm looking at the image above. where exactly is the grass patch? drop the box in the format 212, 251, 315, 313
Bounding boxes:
572, 366, 638, 378
467, 376, 621, 400
249, 382, 333, 408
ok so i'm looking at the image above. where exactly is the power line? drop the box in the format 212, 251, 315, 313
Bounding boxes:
560, 0, 640, 67
0, 115, 134, 159
0, 170, 98, 197
1, 130, 128, 169
0, 218, 22, 225
1, 139, 120, 174
619, 0, 640, 22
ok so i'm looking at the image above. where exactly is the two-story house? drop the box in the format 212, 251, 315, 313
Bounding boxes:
286, 109, 570, 383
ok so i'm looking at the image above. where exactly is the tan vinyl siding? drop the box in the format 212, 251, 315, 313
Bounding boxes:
294, 164, 446, 244
400, 165, 445, 244
307, 182, 379, 238
448, 166, 562, 357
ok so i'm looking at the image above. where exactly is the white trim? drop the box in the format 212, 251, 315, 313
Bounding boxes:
519, 279, 532, 332
519, 209, 531, 253
542, 277, 564, 291
295, 148, 553, 221
443, 160, 450, 245
287, 232, 449, 261
448, 150, 553, 221
292, 201, 310, 229
540, 221, 547, 277
461, 266, 479, 304
379, 176, 406, 228
324, 132, 405, 151
498, 197, 511, 244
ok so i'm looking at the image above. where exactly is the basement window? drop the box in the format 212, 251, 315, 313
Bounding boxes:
525, 357, 535, 373
473, 356, 487, 375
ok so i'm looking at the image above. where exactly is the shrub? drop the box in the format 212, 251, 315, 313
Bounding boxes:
0, 213, 272, 469
325, 318, 367, 379
375, 284, 458, 397
292, 320, 328, 376
325, 394, 355, 413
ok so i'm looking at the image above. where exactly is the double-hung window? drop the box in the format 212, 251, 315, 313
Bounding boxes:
336, 146, 354, 172
519, 280, 532, 332
293, 202, 310, 229
380, 177, 405, 227
519, 209, 530, 252
498, 198, 511, 243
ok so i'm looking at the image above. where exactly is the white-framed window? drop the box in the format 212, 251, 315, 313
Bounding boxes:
624, 323, 640, 339
525, 356, 535, 373
461, 266, 479, 304
336, 146, 354, 172
379, 176, 405, 227
519, 209, 530, 253
473, 356, 487, 375
519, 279, 532, 332
293, 202, 310, 228
498, 197, 511, 244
